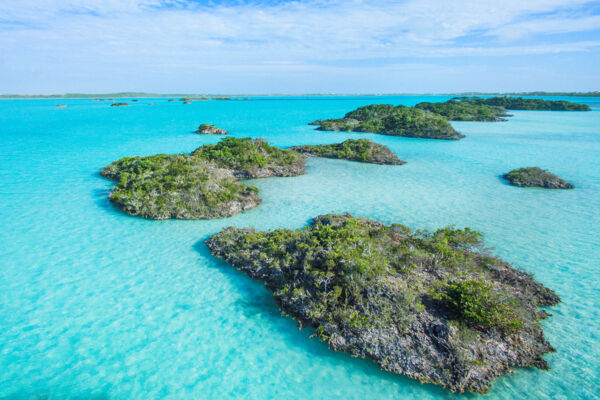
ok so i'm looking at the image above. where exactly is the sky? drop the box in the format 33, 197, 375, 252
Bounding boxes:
0, 0, 599, 94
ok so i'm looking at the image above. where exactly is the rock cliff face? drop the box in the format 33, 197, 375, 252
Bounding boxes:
206, 214, 560, 393
291, 139, 405, 165
195, 124, 229, 135
504, 167, 574, 189
310, 104, 464, 140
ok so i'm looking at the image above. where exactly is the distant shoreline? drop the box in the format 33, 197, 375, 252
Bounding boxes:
1, 91, 599, 99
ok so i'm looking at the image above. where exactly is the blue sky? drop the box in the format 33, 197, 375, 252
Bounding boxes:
0, 0, 599, 94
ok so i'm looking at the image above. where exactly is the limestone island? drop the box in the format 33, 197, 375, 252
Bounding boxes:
456, 96, 590, 111
101, 137, 306, 219
291, 139, 405, 165
310, 104, 464, 140
415, 99, 509, 121
504, 167, 574, 189
191, 137, 306, 178
205, 213, 560, 393
110, 102, 129, 107
195, 124, 229, 135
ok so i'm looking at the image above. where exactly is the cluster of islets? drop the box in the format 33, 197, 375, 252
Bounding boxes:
99, 96, 587, 393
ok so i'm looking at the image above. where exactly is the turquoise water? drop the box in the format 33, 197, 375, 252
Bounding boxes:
1, 96, 599, 399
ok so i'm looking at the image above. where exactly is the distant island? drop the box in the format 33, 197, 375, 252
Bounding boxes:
415, 100, 509, 121
457, 96, 590, 111
206, 213, 560, 393
291, 139, 405, 165
195, 124, 229, 135
504, 167, 574, 189
1, 91, 598, 99
110, 102, 129, 107
310, 104, 464, 140
101, 137, 306, 219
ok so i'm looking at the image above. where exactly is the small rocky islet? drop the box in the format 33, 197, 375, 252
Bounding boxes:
110, 102, 129, 107
100, 137, 306, 219
195, 124, 229, 135
310, 104, 464, 140
291, 139, 405, 165
206, 213, 560, 393
504, 167, 574, 189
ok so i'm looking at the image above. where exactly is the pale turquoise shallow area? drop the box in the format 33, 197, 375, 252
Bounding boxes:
0, 96, 599, 399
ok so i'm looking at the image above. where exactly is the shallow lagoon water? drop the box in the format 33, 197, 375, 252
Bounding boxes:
0, 96, 599, 399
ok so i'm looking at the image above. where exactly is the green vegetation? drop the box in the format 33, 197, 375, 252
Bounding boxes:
206, 213, 559, 393
504, 167, 574, 189
291, 139, 405, 165
191, 137, 307, 178
310, 104, 464, 140
101, 137, 307, 219
457, 96, 590, 111
100, 154, 260, 219
415, 99, 509, 121
195, 124, 229, 135
435, 280, 522, 332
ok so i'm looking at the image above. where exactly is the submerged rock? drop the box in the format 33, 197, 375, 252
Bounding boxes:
291, 139, 405, 165
206, 214, 560, 393
195, 124, 229, 135
191, 137, 307, 178
504, 167, 574, 189
311, 104, 463, 140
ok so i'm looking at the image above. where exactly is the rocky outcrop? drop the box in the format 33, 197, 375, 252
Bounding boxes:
310, 104, 464, 140
100, 155, 261, 219
191, 137, 307, 178
291, 139, 405, 165
195, 124, 229, 135
504, 167, 574, 189
110, 102, 129, 107
206, 213, 560, 393
101, 137, 307, 219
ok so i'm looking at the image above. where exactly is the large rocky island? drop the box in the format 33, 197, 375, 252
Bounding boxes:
310, 104, 464, 140
504, 167, 574, 189
291, 139, 405, 165
101, 138, 306, 219
206, 213, 560, 393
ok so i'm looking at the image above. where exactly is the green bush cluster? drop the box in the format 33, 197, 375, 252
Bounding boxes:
191, 137, 306, 177
291, 138, 405, 165
207, 214, 535, 333
457, 96, 590, 111
415, 100, 508, 121
311, 104, 464, 140
436, 280, 522, 332
101, 154, 260, 219
504, 167, 574, 189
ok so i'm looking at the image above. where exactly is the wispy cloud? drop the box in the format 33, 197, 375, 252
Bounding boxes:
0, 0, 599, 92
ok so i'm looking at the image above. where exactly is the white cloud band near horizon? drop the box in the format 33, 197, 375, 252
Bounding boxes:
0, 0, 599, 93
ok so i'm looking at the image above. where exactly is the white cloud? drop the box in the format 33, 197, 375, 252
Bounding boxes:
0, 0, 599, 92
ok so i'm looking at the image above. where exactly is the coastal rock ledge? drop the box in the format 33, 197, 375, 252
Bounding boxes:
206, 213, 560, 393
